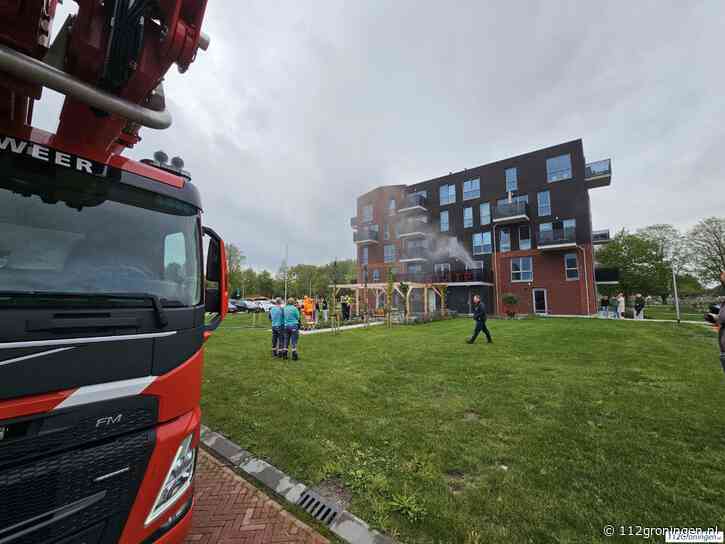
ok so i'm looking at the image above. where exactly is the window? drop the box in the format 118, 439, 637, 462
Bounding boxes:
384, 244, 396, 263
473, 231, 492, 255
439, 184, 456, 205
564, 253, 579, 280
480, 202, 491, 225
463, 207, 473, 228
463, 178, 480, 200
440, 210, 449, 232
407, 263, 423, 274
511, 257, 533, 282
500, 228, 511, 252
372, 269, 381, 282
362, 204, 373, 222
466, 260, 484, 270
388, 198, 396, 215
434, 263, 451, 274
547, 153, 572, 182
505, 167, 518, 192
383, 223, 390, 240
537, 190, 551, 216
360, 246, 368, 265
519, 225, 531, 250
563, 218, 576, 231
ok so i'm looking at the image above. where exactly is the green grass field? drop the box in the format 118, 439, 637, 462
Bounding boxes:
642, 303, 704, 322
201, 314, 724, 544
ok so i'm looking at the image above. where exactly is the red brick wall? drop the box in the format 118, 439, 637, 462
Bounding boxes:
494, 243, 596, 315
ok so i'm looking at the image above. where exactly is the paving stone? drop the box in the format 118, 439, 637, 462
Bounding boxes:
186, 450, 329, 544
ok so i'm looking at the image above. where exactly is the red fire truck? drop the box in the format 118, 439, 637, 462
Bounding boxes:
0, 1, 227, 542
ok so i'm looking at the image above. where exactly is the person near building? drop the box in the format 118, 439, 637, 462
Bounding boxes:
269, 298, 284, 357
281, 298, 302, 361
600, 294, 610, 318
321, 297, 329, 321
466, 295, 492, 344
634, 294, 646, 320
616, 292, 626, 319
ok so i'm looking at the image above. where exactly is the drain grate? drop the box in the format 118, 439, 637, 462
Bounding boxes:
296, 489, 341, 526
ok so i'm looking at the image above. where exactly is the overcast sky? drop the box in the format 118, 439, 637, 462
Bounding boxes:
37, 1, 724, 271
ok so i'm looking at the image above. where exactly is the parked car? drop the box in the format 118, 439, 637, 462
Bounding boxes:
230, 299, 247, 312
243, 299, 261, 312
257, 300, 273, 313
227, 301, 239, 313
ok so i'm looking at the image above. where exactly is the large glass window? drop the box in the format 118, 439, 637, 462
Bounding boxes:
0, 172, 202, 307
440, 210, 449, 232
384, 244, 396, 263
388, 198, 396, 215
362, 204, 373, 222
360, 246, 368, 265
519, 225, 531, 250
564, 253, 579, 280
372, 269, 381, 282
546, 154, 572, 182
439, 184, 456, 205
500, 228, 511, 253
463, 179, 480, 200
473, 232, 492, 255
434, 263, 451, 275
537, 190, 551, 216
511, 257, 533, 282
383, 223, 390, 240
480, 202, 491, 225
407, 263, 423, 274
463, 206, 473, 228
505, 167, 518, 192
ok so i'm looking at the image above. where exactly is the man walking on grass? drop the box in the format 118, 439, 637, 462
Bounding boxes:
282, 297, 301, 361
269, 297, 284, 357
467, 294, 492, 344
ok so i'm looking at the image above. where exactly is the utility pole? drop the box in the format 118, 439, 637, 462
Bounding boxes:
672, 266, 681, 324
283, 244, 289, 301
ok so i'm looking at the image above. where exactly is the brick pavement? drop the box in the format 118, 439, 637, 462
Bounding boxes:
185, 450, 329, 544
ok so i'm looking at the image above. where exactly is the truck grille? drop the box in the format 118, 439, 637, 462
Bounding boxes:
0, 429, 154, 544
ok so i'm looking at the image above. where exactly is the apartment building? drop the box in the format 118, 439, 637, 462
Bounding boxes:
347, 139, 612, 316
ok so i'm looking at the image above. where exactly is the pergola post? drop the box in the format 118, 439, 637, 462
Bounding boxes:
424, 286, 429, 316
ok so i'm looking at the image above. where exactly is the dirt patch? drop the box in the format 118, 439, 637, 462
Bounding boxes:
310, 478, 352, 510
445, 469, 466, 494
463, 411, 480, 421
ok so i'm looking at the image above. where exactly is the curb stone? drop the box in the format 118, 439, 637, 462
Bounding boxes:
200, 425, 396, 544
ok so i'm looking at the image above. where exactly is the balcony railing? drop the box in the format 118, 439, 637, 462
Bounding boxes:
353, 228, 379, 243
592, 229, 611, 244
397, 219, 429, 238
492, 202, 530, 222
350, 216, 358, 228
586, 159, 611, 178
392, 269, 493, 284
538, 227, 576, 248
400, 246, 428, 260
585, 159, 612, 188
398, 194, 428, 212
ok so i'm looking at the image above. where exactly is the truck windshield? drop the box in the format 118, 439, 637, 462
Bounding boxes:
0, 172, 201, 307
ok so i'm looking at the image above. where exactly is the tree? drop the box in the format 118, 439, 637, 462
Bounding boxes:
224, 243, 245, 296
596, 230, 666, 298
687, 217, 725, 286
676, 273, 705, 297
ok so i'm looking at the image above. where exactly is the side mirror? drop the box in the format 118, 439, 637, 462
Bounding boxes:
203, 226, 228, 332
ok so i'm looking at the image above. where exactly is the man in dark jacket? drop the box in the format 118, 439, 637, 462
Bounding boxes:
467, 294, 492, 344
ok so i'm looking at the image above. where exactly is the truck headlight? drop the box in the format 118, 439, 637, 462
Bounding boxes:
145, 433, 196, 526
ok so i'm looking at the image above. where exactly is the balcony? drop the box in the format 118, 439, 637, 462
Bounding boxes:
393, 268, 493, 284
353, 228, 380, 244
585, 159, 612, 188
595, 267, 619, 284
400, 246, 428, 263
350, 216, 358, 228
397, 219, 429, 239
592, 229, 611, 244
492, 202, 530, 224
538, 228, 577, 250
398, 194, 428, 214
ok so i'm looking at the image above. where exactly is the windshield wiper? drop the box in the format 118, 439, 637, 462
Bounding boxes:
0, 291, 170, 329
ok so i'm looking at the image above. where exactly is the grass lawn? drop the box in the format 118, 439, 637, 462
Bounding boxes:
201, 314, 724, 544
643, 303, 704, 322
